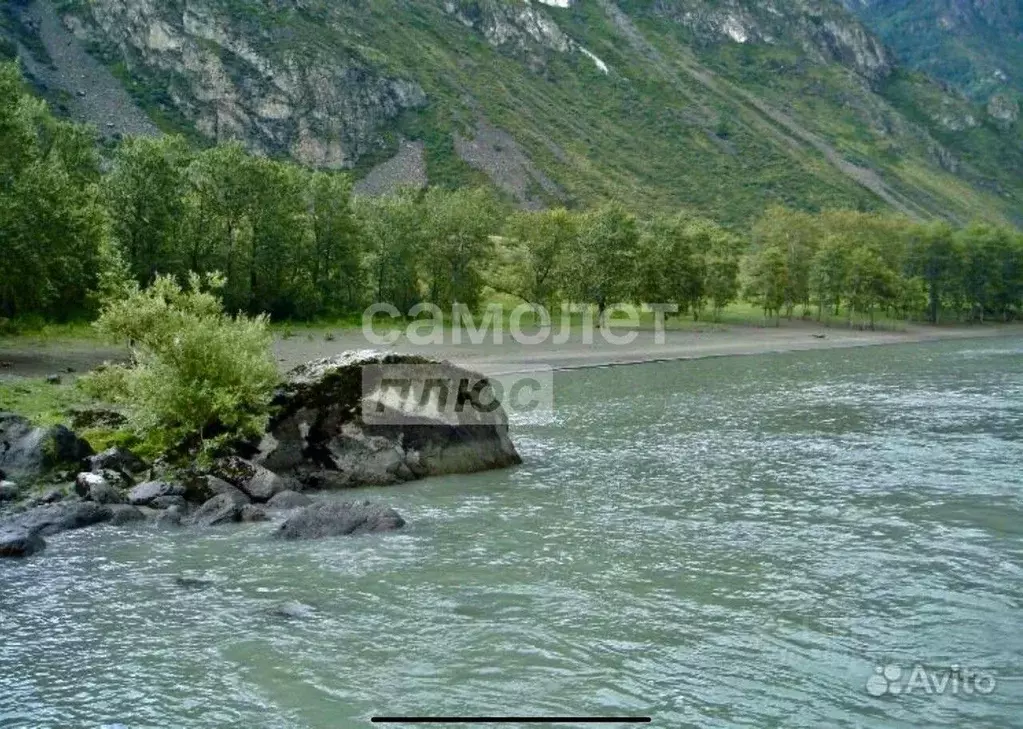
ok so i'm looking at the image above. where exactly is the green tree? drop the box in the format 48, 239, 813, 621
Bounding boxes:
637, 214, 709, 320
497, 207, 579, 312
356, 189, 425, 313
421, 187, 504, 310
179, 143, 256, 312
753, 207, 820, 318
103, 135, 192, 284
245, 157, 309, 317
307, 170, 364, 315
744, 244, 788, 322
569, 202, 640, 322
906, 221, 961, 324
809, 234, 849, 320
846, 244, 899, 328
0, 62, 109, 320
85, 273, 279, 456
705, 228, 744, 321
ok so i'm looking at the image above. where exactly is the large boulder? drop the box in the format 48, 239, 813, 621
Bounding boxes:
0, 501, 113, 538
0, 528, 45, 558
275, 500, 405, 540
255, 353, 521, 488
128, 481, 185, 506
154, 506, 185, 527
0, 413, 94, 483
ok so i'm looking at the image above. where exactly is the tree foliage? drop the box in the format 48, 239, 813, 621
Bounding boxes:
3, 63, 1022, 329
84, 274, 279, 455
0, 62, 108, 321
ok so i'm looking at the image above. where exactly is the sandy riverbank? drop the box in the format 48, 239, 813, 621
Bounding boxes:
2, 321, 1018, 379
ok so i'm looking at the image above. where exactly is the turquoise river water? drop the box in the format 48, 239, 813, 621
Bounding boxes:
1, 337, 1022, 728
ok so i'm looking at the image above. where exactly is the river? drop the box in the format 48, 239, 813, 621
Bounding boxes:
2, 338, 1022, 728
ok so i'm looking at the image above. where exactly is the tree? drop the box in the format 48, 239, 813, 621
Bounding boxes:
744, 244, 788, 322
752, 207, 820, 318
809, 234, 849, 320
705, 228, 744, 321
0, 62, 109, 320
637, 213, 717, 320
568, 202, 640, 322
179, 143, 256, 312
103, 135, 191, 285
496, 207, 578, 312
846, 244, 898, 328
421, 187, 504, 310
906, 221, 960, 324
244, 157, 309, 317
356, 189, 425, 313
84, 273, 279, 456
306, 170, 364, 315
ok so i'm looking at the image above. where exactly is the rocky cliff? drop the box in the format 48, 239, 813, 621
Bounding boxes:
840, 0, 1023, 110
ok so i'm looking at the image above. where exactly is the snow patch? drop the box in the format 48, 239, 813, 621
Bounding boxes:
535, 0, 572, 7
578, 46, 609, 75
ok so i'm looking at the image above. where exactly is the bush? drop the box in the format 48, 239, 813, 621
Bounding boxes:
83, 273, 279, 456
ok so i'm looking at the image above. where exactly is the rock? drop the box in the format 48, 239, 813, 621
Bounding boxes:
154, 506, 184, 527
87, 447, 147, 475
178, 473, 250, 505
189, 494, 244, 527
257, 353, 521, 489
275, 500, 405, 540
108, 505, 146, 525
39, 486, 65, 503
0, 413, 94, 483
211, 457, 294, 503
128, 481, 185, 506
150, 495, 188, 510
74, 471, 104, 498
0, 481, 20, 502
75, 470, 130, 502
269, 601, 317, 620
90, 481, 127, 505
0, 501, 113, 538
267, 490, 312, 510
38, 488, 65, 505
0, 528, 45, 558
240, 504, 268, 522
174, 576, 215, 589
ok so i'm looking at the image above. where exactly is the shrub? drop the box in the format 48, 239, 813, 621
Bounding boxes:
83, 273, 279, 456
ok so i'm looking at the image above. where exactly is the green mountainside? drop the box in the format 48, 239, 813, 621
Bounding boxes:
840, 0, 1023, 107
2, 0, 1022, 225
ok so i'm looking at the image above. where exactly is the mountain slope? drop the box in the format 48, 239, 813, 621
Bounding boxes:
4, 0, 1022, 225
840, 0, 1023, 115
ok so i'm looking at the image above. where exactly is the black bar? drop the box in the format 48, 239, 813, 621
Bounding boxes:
371, 719, 651, 724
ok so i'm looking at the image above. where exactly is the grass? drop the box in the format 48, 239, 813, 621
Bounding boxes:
0, 376, 150, 458
0, 378, 92, 427
0, 321, 98, 345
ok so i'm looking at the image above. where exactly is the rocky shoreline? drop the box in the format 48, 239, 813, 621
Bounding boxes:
0, 353, 520, 558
